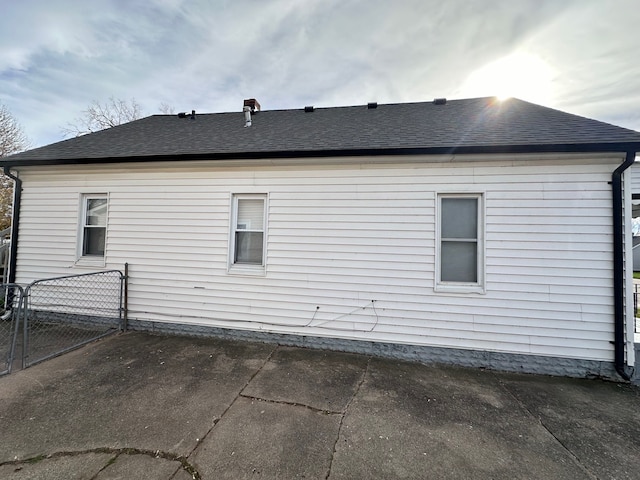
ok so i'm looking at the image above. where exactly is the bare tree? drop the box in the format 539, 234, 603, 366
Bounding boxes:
0, 178, 13, 231
158, 102, 175, 115
62, 96, 143, 137
0, 103, 31, 231
0, 103, 30, 158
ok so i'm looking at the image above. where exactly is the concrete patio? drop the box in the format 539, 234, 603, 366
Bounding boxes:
0, 331, 638, 479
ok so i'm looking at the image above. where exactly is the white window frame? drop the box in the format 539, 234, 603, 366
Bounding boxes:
77, 193, 108, 266
435, 193, 485, 294
228, 193, 268, 275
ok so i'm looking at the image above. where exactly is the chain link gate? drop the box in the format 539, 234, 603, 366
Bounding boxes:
22, 270, 125, 368
0, 284, 24, 376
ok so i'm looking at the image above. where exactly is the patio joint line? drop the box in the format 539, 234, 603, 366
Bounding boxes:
493, 373, 599, 480
185, 343, 279, 463
325, 355, 371, 480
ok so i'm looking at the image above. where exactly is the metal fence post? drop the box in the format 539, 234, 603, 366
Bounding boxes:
123, 263, 129, 332
1, 284, 24, 376
23, 283, 31, 369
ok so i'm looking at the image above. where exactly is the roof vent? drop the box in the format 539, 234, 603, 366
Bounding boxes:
304, 106, 315, 113
177, 112, 186, 118
243, 98, 261, 113
190, 110, 196, 120
177, 110, 196, 119
243, 106, 252, 127
243, 99, 260, 128
367, 102, 378, 109
433, 98, 447, 105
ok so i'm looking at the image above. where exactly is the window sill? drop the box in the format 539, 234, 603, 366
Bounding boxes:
75, 257, 106, 269
228, 264, 266, 276
434, 283, 485, 295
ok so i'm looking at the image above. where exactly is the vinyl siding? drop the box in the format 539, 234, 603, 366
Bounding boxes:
13, 155, 621, 362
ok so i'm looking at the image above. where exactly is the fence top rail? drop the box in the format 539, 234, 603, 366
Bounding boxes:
1, 283, 26, 313
26, 270, 124, 288
0, 283, 25, 293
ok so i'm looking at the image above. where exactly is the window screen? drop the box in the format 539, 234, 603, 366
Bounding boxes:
233, 196, 266, 265
440, 196, 479, 283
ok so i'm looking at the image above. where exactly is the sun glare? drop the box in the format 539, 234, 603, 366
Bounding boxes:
462, 53, 555, 104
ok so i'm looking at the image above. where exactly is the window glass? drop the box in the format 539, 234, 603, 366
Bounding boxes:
81, 195, 107, 257
441, 241, 477, 282
86, 198, 107, 226
83, 227, 106, 256
237, 199, 265, 230
235, 232, 264, 264
441, 198, 477, 238
631, 200, 640, 273
439, 195, 481, 285
232, 195, 266, 267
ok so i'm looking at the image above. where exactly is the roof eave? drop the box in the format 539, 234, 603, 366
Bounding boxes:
3, 142, 640, 168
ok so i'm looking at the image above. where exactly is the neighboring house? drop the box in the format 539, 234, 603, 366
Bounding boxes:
633, 237, 640, 272
631, 160, 640, 195
631, 161, 640, 271
3, 97, 640, 381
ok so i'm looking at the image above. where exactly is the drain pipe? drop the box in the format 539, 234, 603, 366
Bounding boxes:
3, 167, 21, 286
612, 151, 636, 381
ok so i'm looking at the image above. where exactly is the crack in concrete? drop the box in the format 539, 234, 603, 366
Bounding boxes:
2, 346, 374, 479
183, 343, 279, 473
237, 344, 278, 400
88, 453, 119, 480
0, 447, 202, 480
2, 345, 284, 480
325, 355, 371, 480
493, 374, 599, 480
238, 393, 343, 415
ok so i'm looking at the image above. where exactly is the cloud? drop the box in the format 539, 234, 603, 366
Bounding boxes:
513, 0, 640, 128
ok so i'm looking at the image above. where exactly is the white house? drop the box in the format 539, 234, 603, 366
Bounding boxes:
3, 97, 640, 381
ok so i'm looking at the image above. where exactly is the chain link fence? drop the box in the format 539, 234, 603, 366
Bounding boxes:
22, 270, 125, 368
0, 284, 24, 376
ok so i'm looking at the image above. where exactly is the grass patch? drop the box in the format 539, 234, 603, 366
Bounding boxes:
25, 455, 47, 464
634, 272, 640, 279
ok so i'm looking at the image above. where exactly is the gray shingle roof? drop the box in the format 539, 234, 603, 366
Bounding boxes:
5, 97, 640, 166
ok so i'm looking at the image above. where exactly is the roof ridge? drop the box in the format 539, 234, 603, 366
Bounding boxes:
148, 96, 501, 117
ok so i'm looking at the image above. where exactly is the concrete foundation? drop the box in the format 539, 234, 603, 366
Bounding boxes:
127, 319, 622, 381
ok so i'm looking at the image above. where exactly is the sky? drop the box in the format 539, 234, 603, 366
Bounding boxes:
1, 0, 640, 149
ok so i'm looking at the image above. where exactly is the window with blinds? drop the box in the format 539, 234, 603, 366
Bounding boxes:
81, 194, 108, 257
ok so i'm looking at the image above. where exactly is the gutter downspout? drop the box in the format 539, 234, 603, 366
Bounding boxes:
612, 151, 635, 381
3, 167, 21, 286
